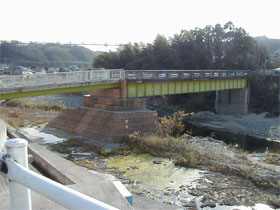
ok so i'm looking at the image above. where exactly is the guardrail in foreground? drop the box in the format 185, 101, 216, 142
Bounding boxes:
0, 138, 119, 210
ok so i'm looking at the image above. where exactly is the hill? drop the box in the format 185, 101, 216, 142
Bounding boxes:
0, 41, 102, 68
254, 36, 280, 68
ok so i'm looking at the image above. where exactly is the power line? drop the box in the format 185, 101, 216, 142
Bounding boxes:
0, 40, 124, 47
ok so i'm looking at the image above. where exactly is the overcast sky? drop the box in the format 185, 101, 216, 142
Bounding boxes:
1, 0, 279, 50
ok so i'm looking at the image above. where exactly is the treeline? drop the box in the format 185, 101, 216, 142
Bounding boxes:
93, 22, 269, 70
250, 75, 279, 115
0, 41, 100, 67
255, 36, 280, 68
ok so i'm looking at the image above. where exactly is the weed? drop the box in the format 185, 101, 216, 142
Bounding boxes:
66, 138, 82, 147
51, 145, 71, 154
72, 159, 95, 169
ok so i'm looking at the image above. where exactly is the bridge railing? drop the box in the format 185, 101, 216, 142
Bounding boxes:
0, 69, 124, 90
0, 69, 250, 92
124, 70, 249, 81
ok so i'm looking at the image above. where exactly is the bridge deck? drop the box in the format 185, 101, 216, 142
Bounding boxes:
0, 69, 249, 100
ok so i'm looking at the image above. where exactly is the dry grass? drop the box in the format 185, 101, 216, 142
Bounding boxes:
156, 111, 193, 137
265, 152, 280, 166
5, 99, 67, 112
0, 106, 58, 129
72, 159, 95, 169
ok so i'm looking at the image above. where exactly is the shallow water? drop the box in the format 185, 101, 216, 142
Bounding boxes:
107, 154, 205, 207
107, 154, 203, 192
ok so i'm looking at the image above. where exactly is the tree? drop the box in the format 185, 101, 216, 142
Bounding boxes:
92, 22, 269, 71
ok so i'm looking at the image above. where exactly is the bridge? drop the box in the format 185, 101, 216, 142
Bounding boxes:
0, 69, 250, 142
0, 69, 248, 99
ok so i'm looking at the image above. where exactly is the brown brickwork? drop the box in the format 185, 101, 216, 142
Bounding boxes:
48, 107, 158, 142
48, 91, 159, 142
90, 88, 121, 99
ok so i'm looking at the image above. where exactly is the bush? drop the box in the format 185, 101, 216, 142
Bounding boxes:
158, 111, 193, 137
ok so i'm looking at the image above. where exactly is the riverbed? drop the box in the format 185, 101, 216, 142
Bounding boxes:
19, 126, 279, 210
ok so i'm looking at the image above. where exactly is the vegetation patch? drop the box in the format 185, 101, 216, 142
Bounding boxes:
72, 159, 95, 170
5, 99, 67, 112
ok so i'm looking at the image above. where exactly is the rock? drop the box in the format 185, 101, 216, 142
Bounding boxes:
200, 203, 216, 208
182, 202, 196, 208
152, 160, 163, 164
187, 111, 221, 122
129, 166, 139, 169
188, 190, 202, 196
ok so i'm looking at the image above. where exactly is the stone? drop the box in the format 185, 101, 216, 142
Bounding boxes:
152, 160, 163, 164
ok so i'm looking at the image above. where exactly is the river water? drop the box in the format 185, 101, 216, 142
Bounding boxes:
184, 122, 280, 153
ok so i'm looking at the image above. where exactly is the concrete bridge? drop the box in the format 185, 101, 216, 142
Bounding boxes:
0, 69, 250, 142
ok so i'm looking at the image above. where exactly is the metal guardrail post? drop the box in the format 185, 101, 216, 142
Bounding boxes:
5, 138, 32, 210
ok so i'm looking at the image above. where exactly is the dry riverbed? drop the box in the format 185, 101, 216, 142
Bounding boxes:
1, 102, 280, 209
187, 111, 280, 141
39, 128, 280, 209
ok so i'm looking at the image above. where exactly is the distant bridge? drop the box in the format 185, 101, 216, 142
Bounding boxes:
0, 69, 248, 100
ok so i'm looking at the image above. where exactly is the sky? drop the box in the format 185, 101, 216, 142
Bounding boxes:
1, 0, 280, 51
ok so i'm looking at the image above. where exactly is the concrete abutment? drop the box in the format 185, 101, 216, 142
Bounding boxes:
215, 88, 249, 115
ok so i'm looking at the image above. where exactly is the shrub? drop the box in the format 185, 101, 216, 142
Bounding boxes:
158, 111, 193, 137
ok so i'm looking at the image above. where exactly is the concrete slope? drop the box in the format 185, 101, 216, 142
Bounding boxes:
28, 143, 133, 210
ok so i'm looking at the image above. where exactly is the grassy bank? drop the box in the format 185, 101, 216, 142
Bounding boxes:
0, 99, 65, 129
5, 99, 67, 112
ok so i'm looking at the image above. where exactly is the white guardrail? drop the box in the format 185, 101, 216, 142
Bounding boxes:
0, 138, 119, 210
0, 69, 125, 89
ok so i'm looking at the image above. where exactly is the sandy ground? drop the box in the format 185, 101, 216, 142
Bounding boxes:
188, 112, 280, 141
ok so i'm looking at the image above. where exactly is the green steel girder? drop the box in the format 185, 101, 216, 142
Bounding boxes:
127, 78, 247, 98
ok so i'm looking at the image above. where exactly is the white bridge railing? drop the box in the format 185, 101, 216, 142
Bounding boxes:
0, 69, 124, 90
0, 138, 119, 210
0, 69, 250, 95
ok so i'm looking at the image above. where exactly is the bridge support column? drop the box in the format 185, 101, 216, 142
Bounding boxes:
215, 88, 249, 115
49, 80, 158, 142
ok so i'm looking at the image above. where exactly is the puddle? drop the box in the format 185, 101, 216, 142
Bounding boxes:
20, 127, 66, 144
107, 154, 204, 206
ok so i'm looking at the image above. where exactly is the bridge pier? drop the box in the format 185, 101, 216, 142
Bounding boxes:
215, 88, 250, 115
49, 80, 158, 142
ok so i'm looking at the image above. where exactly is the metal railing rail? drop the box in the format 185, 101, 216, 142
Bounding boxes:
124, 70, 250, 81
0, 69, 250, 95
0, 138, 119, 210
0, 69, 124, 92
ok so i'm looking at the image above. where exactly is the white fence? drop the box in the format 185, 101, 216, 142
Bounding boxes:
0, 138, 119, 210
0, 69, 124, 89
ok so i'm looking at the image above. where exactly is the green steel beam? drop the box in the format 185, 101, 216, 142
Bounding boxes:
0, 83, 120, 100
127, 78, 247, 98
